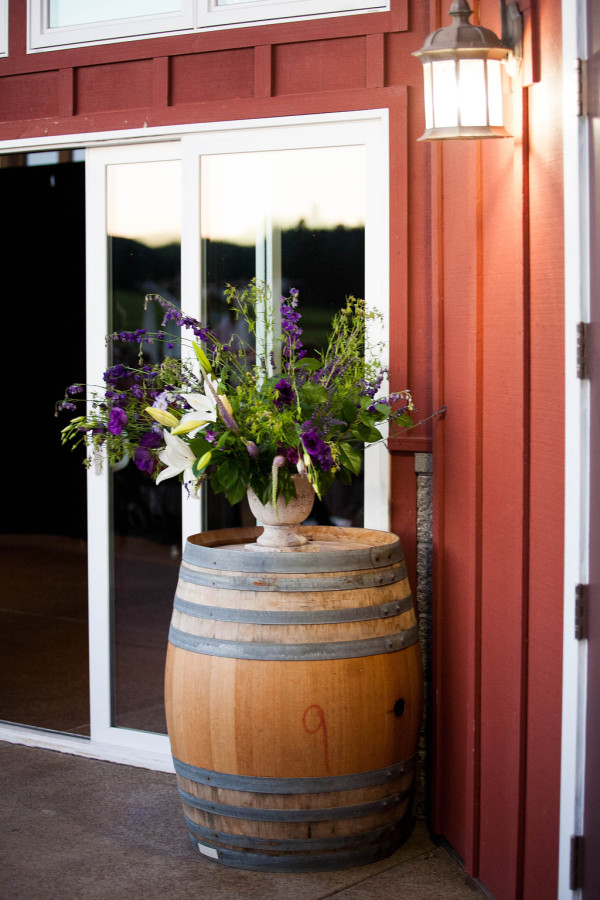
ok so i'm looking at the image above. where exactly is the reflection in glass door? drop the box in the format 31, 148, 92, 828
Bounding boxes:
200, 145, 366, 528
106, 158, 182, 734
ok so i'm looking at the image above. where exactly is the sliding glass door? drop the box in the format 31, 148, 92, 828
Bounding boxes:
83, 111, 389, 760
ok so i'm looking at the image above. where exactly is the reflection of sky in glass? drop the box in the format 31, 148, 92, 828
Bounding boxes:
107, 160, 181, 247
50, 0, 180, 28
202, 147, 366, 245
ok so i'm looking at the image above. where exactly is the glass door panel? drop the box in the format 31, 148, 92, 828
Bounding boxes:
200, 145, 366, 528
106, 158, 182, 734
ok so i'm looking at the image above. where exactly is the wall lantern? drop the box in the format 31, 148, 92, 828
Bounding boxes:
413, 0, 523, 141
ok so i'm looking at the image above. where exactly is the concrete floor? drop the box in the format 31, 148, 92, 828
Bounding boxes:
2, 741, 488, 900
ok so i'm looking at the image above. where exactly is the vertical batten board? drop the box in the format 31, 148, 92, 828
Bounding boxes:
477, 111, 527, 899
522, 0, 567, 893
434, 137, 481, 869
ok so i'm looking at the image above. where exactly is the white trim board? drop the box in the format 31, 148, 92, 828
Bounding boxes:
0, 723, 174, 772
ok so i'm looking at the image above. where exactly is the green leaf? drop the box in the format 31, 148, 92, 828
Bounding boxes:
359, 410, 377, 426
188, 436, 212, 458
336, 467, 353, 485
338, 441, 363, 476
297, 358, 322, 372
342, 399, 358, 426
353, 423, 383, 443
300, 383, 329, 405
217, 459, 240, 490
226, 479, 248, 506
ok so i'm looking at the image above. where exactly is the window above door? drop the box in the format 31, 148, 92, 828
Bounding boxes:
0, 0, 7, 56
28, 0, 389, 51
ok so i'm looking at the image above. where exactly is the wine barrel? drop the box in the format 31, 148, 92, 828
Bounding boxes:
164, 525, 423, 872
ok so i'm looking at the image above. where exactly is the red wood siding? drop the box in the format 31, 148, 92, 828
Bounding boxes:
0, 2, 567, 898
431, 1, 564, 898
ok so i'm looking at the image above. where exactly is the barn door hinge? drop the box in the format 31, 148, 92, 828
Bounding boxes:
575, 584, 589, 640
577, 322, 590, 379
570, 834, 584, 890
575, 58, 588, 117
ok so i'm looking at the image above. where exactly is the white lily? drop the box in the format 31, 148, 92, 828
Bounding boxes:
171, 386, 218, 437
155, 430, 197, 485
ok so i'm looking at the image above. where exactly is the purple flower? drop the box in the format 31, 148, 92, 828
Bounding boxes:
133, 431, 163, 475
274, 378, 294, 408
281, 293, 306, 360
103, 365, 126, 385
278, 445, 299, 466
301, 429, 333, 471
108, 407, 128, 435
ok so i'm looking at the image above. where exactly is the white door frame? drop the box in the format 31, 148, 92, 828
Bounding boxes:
559, 0, 591, 896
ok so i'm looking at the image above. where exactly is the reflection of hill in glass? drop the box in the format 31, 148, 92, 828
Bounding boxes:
111, 222, 365, 355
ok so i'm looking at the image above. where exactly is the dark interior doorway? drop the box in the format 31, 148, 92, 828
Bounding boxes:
0, 152, 90, 734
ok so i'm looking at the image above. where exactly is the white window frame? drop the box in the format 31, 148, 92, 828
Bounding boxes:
0, 0, 8, 56
28, 0, 195, 50
0, 109, 390, 769
28, 0, 388, 51
195, 0, 387, 31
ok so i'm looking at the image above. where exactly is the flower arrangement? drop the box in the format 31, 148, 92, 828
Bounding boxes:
58, 280, 425, 508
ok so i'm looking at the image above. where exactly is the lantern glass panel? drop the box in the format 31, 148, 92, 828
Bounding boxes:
423, 62, 434, 129
458, 58, 487, 126
487, 59, 504, 126
432, 59, 459, 128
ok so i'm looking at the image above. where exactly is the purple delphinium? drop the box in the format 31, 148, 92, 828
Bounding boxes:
301, 429, 333, 471
133, 431, 163, 475
108, 407, 128, 435
273, 378, 295, 409
109, 329, 147, 345
281, 291, 306, 362
103, 364, 126, 385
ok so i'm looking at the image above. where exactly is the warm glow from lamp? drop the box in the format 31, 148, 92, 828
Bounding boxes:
413, 0, 522, 141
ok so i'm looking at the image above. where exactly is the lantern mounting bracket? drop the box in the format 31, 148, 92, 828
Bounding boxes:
500, 1, 523, 76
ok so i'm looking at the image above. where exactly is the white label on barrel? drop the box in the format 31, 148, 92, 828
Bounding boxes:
197, 842, 219, 860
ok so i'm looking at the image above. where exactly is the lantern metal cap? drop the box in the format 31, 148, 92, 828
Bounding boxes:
413, 0, 508, 63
